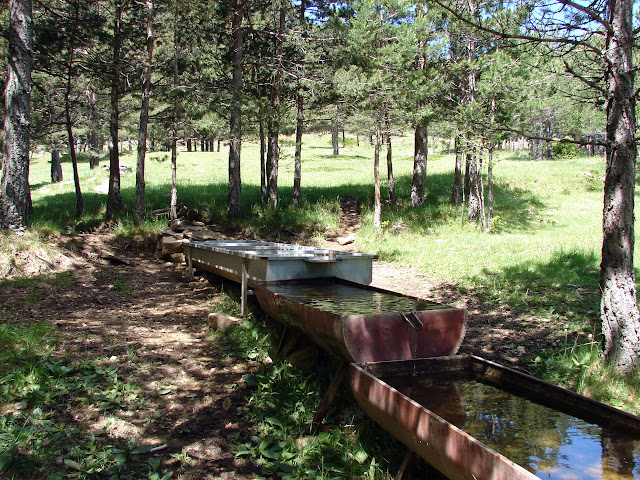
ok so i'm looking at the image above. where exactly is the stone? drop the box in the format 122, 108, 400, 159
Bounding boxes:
167, 253, 185, 264
189, 229, 221, 241
208, 312, 241, 332
286, 345, 319, 371
161, 236, 187, 255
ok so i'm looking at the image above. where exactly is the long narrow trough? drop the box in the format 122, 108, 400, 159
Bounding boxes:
254, 278, 466, 363
185, 239, 640, 479
351, 356, 640, 480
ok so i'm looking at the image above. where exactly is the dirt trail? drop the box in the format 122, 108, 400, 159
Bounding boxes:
3, 233, 262, 479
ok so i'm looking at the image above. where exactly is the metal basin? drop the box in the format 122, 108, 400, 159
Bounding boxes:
351, 356, 640, 480
185, 240, 376, 285
254, 278, 466, 363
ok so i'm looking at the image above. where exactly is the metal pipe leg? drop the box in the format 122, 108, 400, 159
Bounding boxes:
311, 360, 348, 434
241, 258, 248, 316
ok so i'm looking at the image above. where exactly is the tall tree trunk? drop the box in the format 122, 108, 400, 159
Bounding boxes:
135, 0, 154, 225
478, 151, 486, 230
600, 0, 640, 374
411, 124, 428, 206
373, 117, 381, 231
293, 92, 303, 206
384, 105, 396, 205
467, 150, 480, 222
1, 0, 33, 229
86, 82, 101, 168
64, 28, 83, 219
451, 135, 462, 205
266, 4, 285, 207
332, 116, 339, 155
259, 98, 266, 204
488, 148, 494, 223
170, 6, 179, 220
106, 1, 124, 221
51, 150, 63, 183
227, 0, 243, 218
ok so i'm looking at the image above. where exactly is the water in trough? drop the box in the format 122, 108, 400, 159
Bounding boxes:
384, 374, 640, 479
267, 279, 447, 316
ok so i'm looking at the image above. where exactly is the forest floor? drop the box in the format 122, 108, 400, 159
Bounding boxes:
2, 204, 556, 479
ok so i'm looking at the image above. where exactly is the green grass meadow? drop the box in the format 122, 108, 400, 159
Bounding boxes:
30, 133, 628, 391
31, 133, 607, 289
4, 133, 640, 479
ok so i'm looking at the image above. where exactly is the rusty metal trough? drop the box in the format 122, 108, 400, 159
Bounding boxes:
184, 239, 640, 479
253, 278, 466, 363
351, 355, 640, 480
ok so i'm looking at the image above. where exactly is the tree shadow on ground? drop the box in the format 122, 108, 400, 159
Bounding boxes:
0, 240, 264, 479
31, 167, 546, 239
438, 248, 602, 368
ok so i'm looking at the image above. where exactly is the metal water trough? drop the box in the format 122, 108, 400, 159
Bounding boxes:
253, 278, 466, 364
185, 240, 376, 314
351, 355, 640, 480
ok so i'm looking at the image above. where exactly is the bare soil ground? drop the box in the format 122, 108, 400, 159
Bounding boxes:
3, 232, 264, 479
2, 203, 556, 478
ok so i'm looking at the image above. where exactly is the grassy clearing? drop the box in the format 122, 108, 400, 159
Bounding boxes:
6, 133, 640, 476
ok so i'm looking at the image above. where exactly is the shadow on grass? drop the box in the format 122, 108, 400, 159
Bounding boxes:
453, 248, 603, 368
0, 255, 264, 480
470, 248, 601, 320
31, 169, 546, 238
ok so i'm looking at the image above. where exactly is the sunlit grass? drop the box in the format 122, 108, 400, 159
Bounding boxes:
24, 134, 640, 413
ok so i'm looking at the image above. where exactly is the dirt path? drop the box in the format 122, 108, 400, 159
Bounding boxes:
3, 233, 263, 479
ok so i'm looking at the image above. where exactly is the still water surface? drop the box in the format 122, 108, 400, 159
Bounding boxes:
268, 280, 445, 315
384, 376, 640, 479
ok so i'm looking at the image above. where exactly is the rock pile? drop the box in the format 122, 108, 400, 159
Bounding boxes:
155, 206, 226, 264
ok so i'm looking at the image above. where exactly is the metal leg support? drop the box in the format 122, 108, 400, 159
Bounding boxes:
310, 360, 348, 434
186, 245, 193, 278
241, 258, 248, 317
394, 451, 416, 480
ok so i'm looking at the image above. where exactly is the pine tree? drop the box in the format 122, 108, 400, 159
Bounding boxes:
1, 0, 33, 230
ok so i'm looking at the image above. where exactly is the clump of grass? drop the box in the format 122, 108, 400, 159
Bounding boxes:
532, 337, 640, 416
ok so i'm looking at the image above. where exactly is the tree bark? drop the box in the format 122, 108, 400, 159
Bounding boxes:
51, 150, 63, 183
86, 82, 101, 168
170, 5, 179, 220
293, 92, 303, 206
487, 148, 494, 222
227, 0, 243, 218
135, 0, 154, 225
64, 27, 83, 219
384, 105, 396, 205
106, 1, 124, 221
266, 4, 285, 207
467, 150, 480, 222
411, 124, 428, 206
600, 0, 640, 374
373, 117, 381, 231
451, 135, 462, 205
332, 116, 339, 155
259, 97, 266, 204
1, 0, 33, 229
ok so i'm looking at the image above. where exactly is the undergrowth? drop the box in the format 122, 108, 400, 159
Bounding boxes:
210, 299, 406, 480
0, 322, 171, 480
